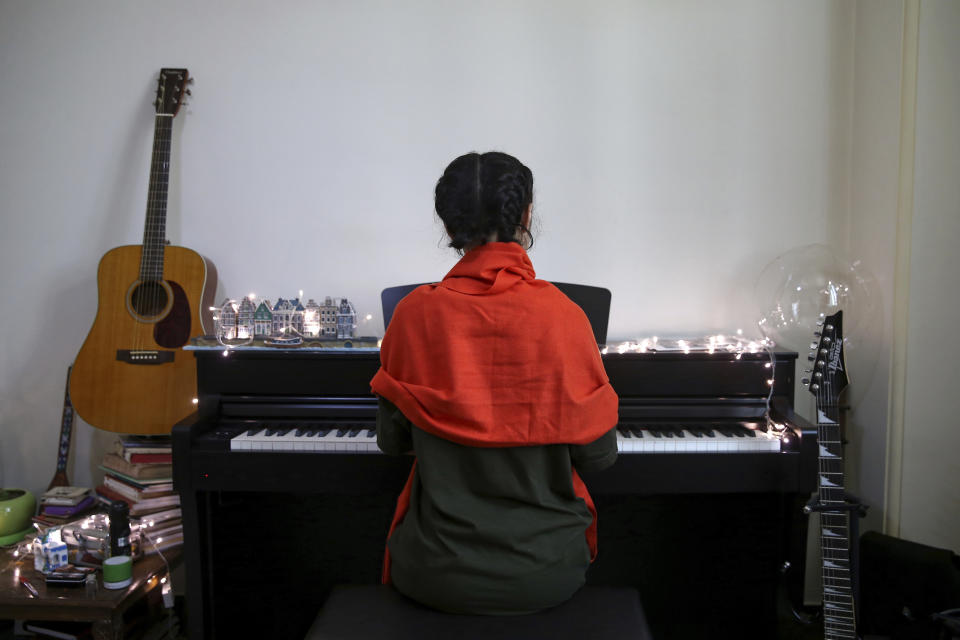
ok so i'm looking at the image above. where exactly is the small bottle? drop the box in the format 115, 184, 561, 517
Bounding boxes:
85, 573, 98, 598
108, 500, 131, 558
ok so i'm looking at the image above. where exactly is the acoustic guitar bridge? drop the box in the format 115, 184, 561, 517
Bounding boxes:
116, 350, 175, 364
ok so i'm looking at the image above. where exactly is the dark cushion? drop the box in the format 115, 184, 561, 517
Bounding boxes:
306, 584, 653, 640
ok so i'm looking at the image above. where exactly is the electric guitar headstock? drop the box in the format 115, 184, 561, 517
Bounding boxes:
805, 310, 848, 408
154, 68, 191, 116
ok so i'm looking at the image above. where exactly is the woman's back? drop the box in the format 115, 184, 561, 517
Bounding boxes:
371, 152, 619, 614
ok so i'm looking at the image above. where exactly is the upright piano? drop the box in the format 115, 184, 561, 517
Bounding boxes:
173, 346, 817, 640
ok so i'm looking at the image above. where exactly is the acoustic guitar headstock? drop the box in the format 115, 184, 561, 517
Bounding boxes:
154, 68, 191, 116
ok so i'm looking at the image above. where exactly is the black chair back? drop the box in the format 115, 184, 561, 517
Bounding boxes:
381, 281, 611, 345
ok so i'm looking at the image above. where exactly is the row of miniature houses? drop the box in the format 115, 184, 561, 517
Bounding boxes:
217, 296, 357, 339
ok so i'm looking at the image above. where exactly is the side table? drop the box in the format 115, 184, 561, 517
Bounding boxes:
0, 550, 180, 640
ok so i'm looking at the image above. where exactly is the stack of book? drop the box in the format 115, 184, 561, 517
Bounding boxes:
34, 486, 98, 527
95, 435, 183, 554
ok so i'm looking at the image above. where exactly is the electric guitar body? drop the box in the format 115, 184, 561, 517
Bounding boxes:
70, 68, 215, 435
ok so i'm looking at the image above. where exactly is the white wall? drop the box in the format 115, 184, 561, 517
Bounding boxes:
898, 0, 960, 552
0, 0, 857, 498
846, 0, 903, 536
10, 0, 958, 560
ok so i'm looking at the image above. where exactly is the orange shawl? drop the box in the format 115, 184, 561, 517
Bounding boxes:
370, 241, 619, 580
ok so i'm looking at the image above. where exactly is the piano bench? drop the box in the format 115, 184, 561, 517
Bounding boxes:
305, 584, 653, 640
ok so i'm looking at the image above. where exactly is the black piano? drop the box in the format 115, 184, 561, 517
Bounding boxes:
173, 346, 817, 639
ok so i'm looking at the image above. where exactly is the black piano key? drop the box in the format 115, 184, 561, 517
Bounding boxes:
294, 428, 305, 437
316, 429, 331, 437
704, 429, 716, 438
336, 427, 349, 437
264, 426, 278, 436
347, 428, 362, 438
364, 429, 376, 438
275, 428, 292, 437
629, 427, 644, 438
673, 427, 686, 438
648, 428, 662, 438
246, 427, 263, 437
663, 429, 674, 438
743, 428, 757, 438
689, 428, 704, 438
618, 427, 632, 437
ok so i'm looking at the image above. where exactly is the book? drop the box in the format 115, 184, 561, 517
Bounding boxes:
134, 507, 181, 526
127, 452, 173, 464
142, 530, 183, 555
95, 485, 179, 515
103, 475, 175, 502
99, 453, 172, 481
41, 486, 91, 506
149, 520, 183, 539
118, 434, 171, 447
114, 439, 171, 458
129, 495, 180, 516
41, 495, 97, 517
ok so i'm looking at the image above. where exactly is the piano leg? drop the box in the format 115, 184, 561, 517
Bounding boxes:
180, 488, 212, 640
780, 492, 816, 622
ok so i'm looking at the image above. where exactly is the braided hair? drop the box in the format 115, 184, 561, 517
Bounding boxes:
435, 151, 535, 254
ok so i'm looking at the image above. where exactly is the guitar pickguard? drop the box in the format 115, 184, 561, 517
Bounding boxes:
154, 280, 192, 347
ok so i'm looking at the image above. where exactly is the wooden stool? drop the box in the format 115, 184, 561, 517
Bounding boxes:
306, 584, 653, 640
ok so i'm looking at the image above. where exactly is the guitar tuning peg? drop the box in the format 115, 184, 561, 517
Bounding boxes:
804, 369, 812, 374
810, 383, 819, 390
188, 77, 195, 84
809, 342, 818, 350
185, 89, 192, 96
814, 331, 821, 337
801, 378, 810, 386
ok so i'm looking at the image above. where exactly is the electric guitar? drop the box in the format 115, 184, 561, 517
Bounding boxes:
47, 366, 75, 489
71, 68, 215, 434
805, 311, 857, 639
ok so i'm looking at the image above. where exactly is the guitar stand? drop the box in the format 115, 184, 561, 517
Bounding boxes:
804, 493, 869, 628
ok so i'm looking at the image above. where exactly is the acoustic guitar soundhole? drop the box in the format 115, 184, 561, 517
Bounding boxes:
130, 281, 169, 318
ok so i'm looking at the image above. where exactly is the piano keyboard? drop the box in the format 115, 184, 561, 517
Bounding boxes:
231, 425, 380, 453
229, 422, 783, 454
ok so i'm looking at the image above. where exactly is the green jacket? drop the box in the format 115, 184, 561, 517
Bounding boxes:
377, 396, 617, 614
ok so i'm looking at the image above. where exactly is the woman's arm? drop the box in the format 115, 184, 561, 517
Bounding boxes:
570, 427, 618, 473
376, 396, 414, 455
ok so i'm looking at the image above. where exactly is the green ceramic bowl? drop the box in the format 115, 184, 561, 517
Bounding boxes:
0, 488, 36, 537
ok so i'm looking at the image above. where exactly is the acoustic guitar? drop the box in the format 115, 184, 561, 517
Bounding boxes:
71, 68, 215, 434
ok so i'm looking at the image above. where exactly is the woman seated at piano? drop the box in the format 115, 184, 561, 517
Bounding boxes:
370, 151, 620, 615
